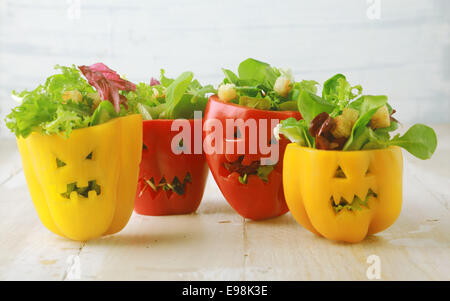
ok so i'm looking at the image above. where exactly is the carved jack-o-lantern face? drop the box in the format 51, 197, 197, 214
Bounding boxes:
134, 119, 209, 216
283, 144, 403, 243
203, 96, 301, 220
17, 114, 142, 241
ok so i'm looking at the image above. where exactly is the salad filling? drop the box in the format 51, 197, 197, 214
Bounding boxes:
331, 189, 377, 214
223, 156, 275, 184
125, 69, 215, 120
6, 63, 136, 138
276, 74, 437, 159
217, 58, 319, 111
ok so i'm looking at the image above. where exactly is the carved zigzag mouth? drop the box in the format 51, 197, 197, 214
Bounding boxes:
331, 189, 377, 213
139, 172, 192, 197
223, 156, 260, 177
60, 180, 101, 199
222, 155, 275, 184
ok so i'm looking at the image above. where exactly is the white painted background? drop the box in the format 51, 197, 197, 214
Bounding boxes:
0, 0, 449, 137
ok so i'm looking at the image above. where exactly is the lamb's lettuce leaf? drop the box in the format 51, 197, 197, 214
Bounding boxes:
237, 58, 280, 90
363, 124, 437, 159
275, 117, 314, 148
297, 90, 335, 125
323, 74, 362, 114
343, 95, 387, 150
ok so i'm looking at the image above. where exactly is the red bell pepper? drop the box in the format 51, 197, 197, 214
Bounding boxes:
134, 119, 209, 215
203, 95, 301, 220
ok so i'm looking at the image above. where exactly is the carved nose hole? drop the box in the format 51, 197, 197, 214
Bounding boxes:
143, 143, 148, 150
334, 166, 347, 178
56, 158, 66, 168
85, 152, 93, 160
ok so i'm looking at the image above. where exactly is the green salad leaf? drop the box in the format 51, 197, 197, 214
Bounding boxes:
164, 72, 195, 119
332, 189, 375, 214
238, 96, 271, 110
256, 165, 275, 183
90, 101, 117, 126
222, 68, 239, 84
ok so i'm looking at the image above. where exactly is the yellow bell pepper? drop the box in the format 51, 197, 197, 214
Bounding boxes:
283, 144, 403, 243
17, 114, 142, 241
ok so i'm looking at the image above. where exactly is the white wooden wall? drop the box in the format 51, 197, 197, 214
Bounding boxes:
0, 0, 449, 137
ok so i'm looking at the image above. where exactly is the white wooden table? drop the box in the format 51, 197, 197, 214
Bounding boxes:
0, 125, 449, 281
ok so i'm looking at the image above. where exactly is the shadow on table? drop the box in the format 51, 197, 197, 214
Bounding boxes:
197, 198, 237, 216
246, 213, 391, 246
245, 212, 299, 227
87, 231, 194, 248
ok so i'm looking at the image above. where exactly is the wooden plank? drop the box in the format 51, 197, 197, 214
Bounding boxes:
75, 174, 246, 281
404, 124, 450, 210
244, 164, 450, 280
0, 139, 22, 185
244, 125, 450, 280
0, 170, 83, 280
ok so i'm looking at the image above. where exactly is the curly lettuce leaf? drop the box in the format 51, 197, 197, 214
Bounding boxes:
41, 106, 91, 138
6, 65, 95, 138
6, 64, 132, 138
6, 93, 58, 138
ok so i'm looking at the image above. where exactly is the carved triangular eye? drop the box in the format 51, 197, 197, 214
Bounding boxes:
56, 158, 66, 168
86, 152, 93, 160
143, 144, 148, 150
334, 166, 347, 178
